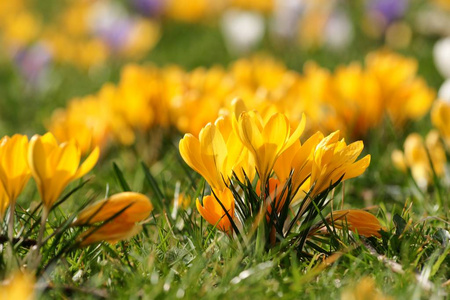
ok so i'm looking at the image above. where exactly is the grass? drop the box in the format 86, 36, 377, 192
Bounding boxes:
0, 6, 449, 299
3, 138, 447, 298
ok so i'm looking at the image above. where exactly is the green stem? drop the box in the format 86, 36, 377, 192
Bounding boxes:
6, 200, 19, 270
8, 200, 15, 243
37, 206, 49, 250
29, 206, 49, 271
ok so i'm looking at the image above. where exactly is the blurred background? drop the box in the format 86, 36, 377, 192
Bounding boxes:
0, 0, 448, 135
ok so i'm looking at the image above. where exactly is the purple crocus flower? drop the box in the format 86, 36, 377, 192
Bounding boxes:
367, 0, 409, 24
98, 18, 135, 52
131, 0, 164, 17
14, 43, 52, 87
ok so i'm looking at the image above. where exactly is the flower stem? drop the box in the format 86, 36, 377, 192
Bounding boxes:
37, 206, 49, 250
6, 200, 19, 270
29, 206, 49, 271
8, 200, 15, 243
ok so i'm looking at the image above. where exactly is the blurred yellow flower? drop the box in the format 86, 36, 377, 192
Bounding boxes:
59, 0, 89, 37
28, 132, 99, 209
176, 193, 192, 210
231, 0, 273, 13
392, 130, 446, 189
0, 134, 31, 202
166, 0, 211, 23
0, 272, 35, 300
341, 276, 392, 300
77, 38, 109, 70
431, 100, 450, 148
73, 192, 153, 246
121, 19, 160, 58
366, 50, 435, 126
2, 11, 40, 46
48, 116, 95, 156
170, 66, 233, 136
328, 209, 383, 238
196, 188, 235, 233
432, 0, 450, 11
328, 63, 383, 138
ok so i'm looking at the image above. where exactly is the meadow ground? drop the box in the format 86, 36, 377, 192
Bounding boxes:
0, 1, 449, 299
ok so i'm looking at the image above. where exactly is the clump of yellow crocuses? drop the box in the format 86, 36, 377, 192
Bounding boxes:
47, 50, 434, 157
180, 103, 379, 249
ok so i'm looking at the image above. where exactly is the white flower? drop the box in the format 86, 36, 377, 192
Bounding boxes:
434, 37, 450, 79
221, 9, 265, 55
438, 78, 450, 103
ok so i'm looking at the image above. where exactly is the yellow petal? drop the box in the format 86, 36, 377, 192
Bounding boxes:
263, 113, 289, 154
179, 134, 207, 176
343, 155, 371, 180
28, 135, 48, 186
232, 98, 248, 119
196, 188, 234, 232
199, 123, 227, 180
329, 209, 383, 238
284, 113, 306, 151
73, 146, 100, 179
74, 192, 153, 225
57, 142, 80, 177
78, 222, 140, 247
239, 112, 263, 152
274, 140, 301, 181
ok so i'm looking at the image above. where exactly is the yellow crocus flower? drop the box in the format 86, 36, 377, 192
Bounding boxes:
233, 106, 305, 186
392, 130, 446, 189
196, 188, 235, 233
165, 0, 210, 23
180, 115, 253, 190
121, 19, 160, 59
48, 93, 112, 155
78, 222, 142, 247
0, 272, 35, 300
328, 209, 383, 238
431, 100, 450, 148
231, 0, 274, 13
274, 131, 324, 198
215, 115, 256, 183
0, 134, 31, 202
366, 50, 434, 126
28, 133, 99, 209
73, 192, 153, 246
341, 276, 392, 300
310, 131, 371, 197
